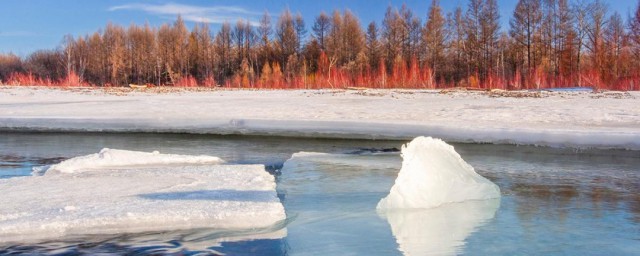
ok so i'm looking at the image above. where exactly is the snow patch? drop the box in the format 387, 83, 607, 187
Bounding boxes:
38, 148, 224, 175
377, 137, 500, 210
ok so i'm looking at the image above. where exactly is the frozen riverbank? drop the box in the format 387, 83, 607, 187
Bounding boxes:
1, 87, 638, 150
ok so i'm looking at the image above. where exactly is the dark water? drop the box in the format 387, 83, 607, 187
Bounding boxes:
0, 132, 638, 255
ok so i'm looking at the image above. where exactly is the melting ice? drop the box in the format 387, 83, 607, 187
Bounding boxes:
378, 136, 500, 210
375, 137, 501, 255
35, 148, 224, 175
0, 149, 285, 243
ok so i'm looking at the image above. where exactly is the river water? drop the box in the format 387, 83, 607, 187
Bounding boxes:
0, 133, 638, 255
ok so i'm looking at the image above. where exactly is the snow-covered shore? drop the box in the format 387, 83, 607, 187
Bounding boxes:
1, 86, 639, 150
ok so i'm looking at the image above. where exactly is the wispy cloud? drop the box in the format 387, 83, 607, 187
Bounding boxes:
109, 3, 262, 26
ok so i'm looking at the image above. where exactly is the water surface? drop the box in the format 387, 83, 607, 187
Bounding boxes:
0, 132, 638, 255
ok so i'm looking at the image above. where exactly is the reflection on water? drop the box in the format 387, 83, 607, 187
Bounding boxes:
461, 145, 640, 255
279, 151, 500, 256
278, 151, 502, 256
380, 199, 500, 256
1, 132, 639, 255
278, 152, 402, 255
0, 225, 287, 255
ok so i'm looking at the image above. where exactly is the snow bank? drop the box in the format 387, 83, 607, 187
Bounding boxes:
382, 199, 500, 256
377, 137, 500, 210
1, 88, 639, 150
36, 148, 224, 175
0, 164, 285, 243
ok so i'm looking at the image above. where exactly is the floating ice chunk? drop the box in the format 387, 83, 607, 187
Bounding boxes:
38, 148, 224, 175
377, 137, 500, 210
0, 164, 285, 243
382, 199, 500, 256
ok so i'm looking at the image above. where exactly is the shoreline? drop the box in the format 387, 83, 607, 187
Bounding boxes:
2, 86, 639, 150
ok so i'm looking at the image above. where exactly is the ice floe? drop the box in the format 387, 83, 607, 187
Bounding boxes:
36, 148, 224, 175
0, 150, 285, 243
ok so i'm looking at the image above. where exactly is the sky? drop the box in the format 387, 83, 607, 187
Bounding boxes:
0, 0, 637, 56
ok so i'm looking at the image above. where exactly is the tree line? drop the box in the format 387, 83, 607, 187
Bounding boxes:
2, 0, 640, 90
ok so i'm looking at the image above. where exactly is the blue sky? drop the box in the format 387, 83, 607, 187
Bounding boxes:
0, 0, 636, 56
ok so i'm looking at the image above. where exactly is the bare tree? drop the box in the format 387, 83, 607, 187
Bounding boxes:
423, 0, 448, 77
382, 6, 403, 69
557, 0, 576, 76
629, 1, 640, 57
604, 12, 626, 78
258, 11, 273, 76
366, 21, 381, 71
465, 0, 484, 76
572, 0, 591, 84
312, 12, 331, 50
103, 23, 126, 85
294, 13, 307, 52
449, 7, 467, 82
481, 0, 500, 79
275, 9, 299, 71
510, 0, 542, 76
585, 0, 608, 77
214, 22, 233, 82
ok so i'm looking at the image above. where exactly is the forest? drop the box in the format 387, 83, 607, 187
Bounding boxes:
1, 0, 640, 90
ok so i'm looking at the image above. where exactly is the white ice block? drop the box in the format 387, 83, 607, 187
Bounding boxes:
0, 155, 285, 243
378, 137, 500, 210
